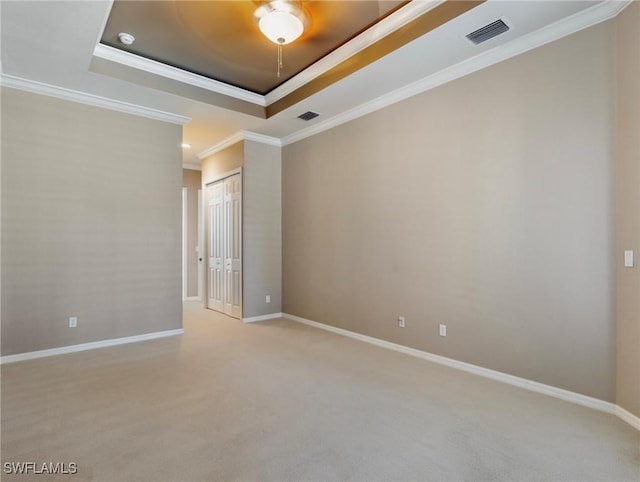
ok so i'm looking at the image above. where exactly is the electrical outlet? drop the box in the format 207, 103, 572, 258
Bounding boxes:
439, 324, 447, 337
69, 316, 78, 328
398, 316, 405, 328
624, 250, 634, 268
266, 295, 271, 303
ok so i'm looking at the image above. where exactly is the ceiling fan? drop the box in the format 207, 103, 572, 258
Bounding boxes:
253, 0, 309, 77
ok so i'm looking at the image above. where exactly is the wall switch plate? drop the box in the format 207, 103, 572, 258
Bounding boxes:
439, 324, 447, 337
624, 250, 634, 268
398, 316, 405, 328
265, 295, 271, 303
69, 316, 77, 328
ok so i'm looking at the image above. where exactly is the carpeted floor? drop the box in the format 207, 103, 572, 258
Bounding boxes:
1, 302, 639, 481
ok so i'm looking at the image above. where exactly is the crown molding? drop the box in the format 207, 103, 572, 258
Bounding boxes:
264, 0, 444, 105
241, 130, 282, 147
198, 131, 281, 159
0, 74, 191, 125
92, 3, 444, 110
94, 0, 115, 49
198, 132, 245, 160
183, 163, 202, 171
93, 44, 266, 107
281, 0, 631, 146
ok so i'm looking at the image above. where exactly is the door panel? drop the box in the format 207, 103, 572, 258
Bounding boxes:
206, 173, 242, 319
223, 174, 242, 318
206, 181, 224, 313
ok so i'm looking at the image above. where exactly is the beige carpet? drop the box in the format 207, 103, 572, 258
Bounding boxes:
1, 302, 638, 481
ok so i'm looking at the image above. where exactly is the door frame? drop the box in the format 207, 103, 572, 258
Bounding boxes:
182, 187, 188, 301
197, 188, 204, 305
204, 168, 242, 316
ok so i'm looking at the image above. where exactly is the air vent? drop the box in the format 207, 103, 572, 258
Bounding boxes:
466, 19, 510, 45
297, 111, 320, 121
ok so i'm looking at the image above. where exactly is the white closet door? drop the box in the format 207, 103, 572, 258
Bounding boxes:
206, 181, 224, 313
223, 174, 242, 318
206, 173, 242, 319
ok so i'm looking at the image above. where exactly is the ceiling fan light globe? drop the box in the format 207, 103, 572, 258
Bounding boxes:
259, 11, 304, 45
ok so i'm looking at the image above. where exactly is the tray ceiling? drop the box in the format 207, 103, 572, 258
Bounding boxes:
101, 1, 407, 95
1, 0, 614, 163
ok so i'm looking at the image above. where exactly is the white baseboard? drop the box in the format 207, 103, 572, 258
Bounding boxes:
615, 405, 640, 431
242, 313, 283, 323
283, 313, 639, 430
185, 296, 200, 302
0, 329, 184, 364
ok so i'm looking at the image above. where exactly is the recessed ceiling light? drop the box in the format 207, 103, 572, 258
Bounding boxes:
118, 32, 135, 46
181, 143, 191, 149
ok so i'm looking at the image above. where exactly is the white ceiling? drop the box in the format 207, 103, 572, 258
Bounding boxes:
0, 0, 624, 165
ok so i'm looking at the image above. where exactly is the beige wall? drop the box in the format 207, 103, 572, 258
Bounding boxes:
1, 87, 183, 356
202, 142, 244, 182
283, 22, 616, 401
201, 141, 282, 318
183, 168, 202, 298
243, 141, 282, 318
615, 2, 640, 418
